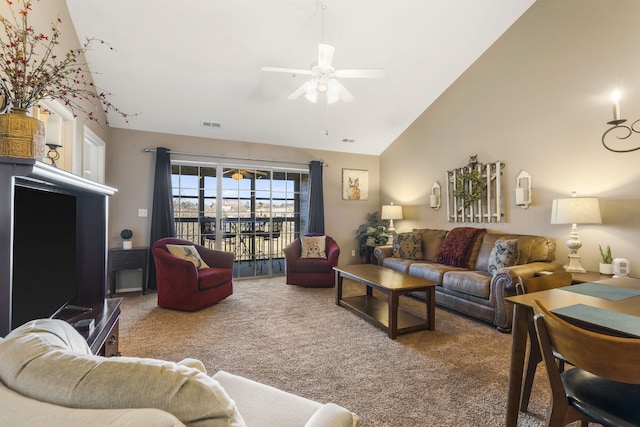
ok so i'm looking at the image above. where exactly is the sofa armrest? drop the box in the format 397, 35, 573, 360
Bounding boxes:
304, 403, 359, 427
197, 246, 235, 270
501, 261, 563, 279
152, 248, 199, 286
373, 245, 393, 266
490, 272, 515, 332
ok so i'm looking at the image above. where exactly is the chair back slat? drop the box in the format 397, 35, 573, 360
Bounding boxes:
533, 299, 640, 384
517, 271, 572, 295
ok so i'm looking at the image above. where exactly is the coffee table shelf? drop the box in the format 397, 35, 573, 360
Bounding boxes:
340, 295, 431, 335
334, 264, 436, 339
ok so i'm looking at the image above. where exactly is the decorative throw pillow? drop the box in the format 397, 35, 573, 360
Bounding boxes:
166, 244, 210, 269
0, 319, 244, 426
487, 238, 519, 276
392, 232, 423, 260
300, 235, 327, 259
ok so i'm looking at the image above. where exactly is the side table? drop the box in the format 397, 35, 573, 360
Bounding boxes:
108, 247, 148, 297
570, 270, 612, 284
365, 243, 384, 264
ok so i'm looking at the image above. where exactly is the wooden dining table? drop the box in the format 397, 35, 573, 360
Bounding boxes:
504, 276, 640, 427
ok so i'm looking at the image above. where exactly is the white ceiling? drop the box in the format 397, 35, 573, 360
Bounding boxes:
65, 0, 535, 156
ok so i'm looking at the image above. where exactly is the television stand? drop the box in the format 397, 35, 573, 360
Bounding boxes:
54, 297, 122, 356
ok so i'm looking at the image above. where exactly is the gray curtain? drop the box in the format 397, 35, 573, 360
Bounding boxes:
307, 160, 325, 234
148, 147, 176, 290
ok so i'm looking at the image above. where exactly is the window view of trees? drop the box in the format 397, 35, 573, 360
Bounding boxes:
170, 164, 309, 277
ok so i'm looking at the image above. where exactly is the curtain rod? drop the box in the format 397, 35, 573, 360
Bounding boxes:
142, 148, 327, 167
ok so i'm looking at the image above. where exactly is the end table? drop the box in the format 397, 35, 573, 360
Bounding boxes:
108, 247, 148, 297
365, 243, 384, 264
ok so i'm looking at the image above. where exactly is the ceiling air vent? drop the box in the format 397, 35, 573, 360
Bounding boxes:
201, 121, 221, 129
342, 138, 355, 143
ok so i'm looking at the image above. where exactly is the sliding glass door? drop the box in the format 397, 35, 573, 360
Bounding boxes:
171, 163, 308, 278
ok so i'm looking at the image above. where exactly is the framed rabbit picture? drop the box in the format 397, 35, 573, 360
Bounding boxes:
342, 169, 369, 200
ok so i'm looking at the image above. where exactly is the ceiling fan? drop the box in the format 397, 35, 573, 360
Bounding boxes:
262, 4, 385, 104
223, 169, 268, 181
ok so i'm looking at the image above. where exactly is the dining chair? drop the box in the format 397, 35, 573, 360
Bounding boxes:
532, 299, 640, 427
516, 271, 572, 412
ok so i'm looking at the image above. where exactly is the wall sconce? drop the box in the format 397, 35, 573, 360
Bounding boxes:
430, 182, 441, 210
515, 170, 531, 209
602, 89, 640, 153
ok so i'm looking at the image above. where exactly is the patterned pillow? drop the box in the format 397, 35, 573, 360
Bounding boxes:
487, 238, 519, 276
166, 244, 210, 269
392, 232, 423, 260
300, 235, 327, 259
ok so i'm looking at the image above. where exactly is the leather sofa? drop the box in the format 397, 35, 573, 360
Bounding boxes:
0, 319, 359, 427
374, 227, 562, 331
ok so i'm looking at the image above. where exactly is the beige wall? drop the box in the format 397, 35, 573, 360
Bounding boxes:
105, 128, 380, 271
380, 0, 640, 275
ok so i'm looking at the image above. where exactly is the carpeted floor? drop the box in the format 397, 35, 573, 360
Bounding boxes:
118, 276, 554, 426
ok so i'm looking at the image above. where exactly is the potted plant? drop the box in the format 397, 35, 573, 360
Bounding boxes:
355, 211, 389, 260
599, 244, 613, 275
0, 0, 131, 160
121, 229, 133, 250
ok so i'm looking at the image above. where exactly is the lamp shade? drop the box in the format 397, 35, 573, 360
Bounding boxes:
381, 204, 403, 220
550, 197, 602, 225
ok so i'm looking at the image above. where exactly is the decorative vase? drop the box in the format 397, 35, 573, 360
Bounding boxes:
599, 262, 614, 275
0, 109, 46, 161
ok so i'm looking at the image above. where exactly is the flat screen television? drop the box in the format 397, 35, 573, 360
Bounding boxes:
11, 185, 77, 329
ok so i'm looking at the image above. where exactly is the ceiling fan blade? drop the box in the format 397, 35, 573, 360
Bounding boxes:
335, 69, 386, 79
327, 79, 354, 103
318, 43, 335, 68
262, 66, 312, 76
287, 82, 308, 100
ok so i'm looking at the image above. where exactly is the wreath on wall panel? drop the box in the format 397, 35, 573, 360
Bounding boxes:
446, 155, 504, 223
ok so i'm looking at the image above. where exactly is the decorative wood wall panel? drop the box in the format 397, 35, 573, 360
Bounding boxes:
446, 156, 504, 223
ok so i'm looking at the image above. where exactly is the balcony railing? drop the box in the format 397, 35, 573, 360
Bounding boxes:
174, 217, 297, 264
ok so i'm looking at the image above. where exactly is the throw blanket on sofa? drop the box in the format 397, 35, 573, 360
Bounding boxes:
437, 227, 485, 268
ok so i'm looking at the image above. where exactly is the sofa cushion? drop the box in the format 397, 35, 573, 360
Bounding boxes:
487, 238, 519, 276
442, 270, 492, 299
300, 235, 327, 259
382, 257, 416, 274
0, 380, 186, 427
166, 244, 210, 270
0, 319, 245, 427
198, 267, 234, 290
437, 227, 485, 268
408, 262, 465, 284
392, 232, 423, 260
417, 229, 447, 262
476, 234, 556, 271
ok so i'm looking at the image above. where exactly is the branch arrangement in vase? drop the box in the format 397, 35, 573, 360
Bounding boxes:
0, 0, 132, 124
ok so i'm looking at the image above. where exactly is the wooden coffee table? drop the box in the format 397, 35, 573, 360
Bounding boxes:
334, 264, 436, 339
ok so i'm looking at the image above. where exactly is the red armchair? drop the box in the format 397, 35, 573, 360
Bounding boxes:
283, 234, 340, 287
152, 237, 234, 311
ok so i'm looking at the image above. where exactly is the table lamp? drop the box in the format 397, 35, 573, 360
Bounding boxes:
550, 194, 602, 273
381, 203, 403, 244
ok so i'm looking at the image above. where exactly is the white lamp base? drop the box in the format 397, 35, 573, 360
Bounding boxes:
563, 225, 585, 273
563, 254, 586, 273
123, 240, 133, 250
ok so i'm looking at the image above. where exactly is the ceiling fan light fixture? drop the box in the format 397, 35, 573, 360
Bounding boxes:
232, 172, 243, 180
305, 92, 318, 103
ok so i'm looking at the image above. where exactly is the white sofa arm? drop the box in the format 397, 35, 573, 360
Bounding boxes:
304, 403, 359, 427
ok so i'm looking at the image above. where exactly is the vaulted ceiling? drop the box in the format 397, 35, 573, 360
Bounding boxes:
65, 0, 536, 155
